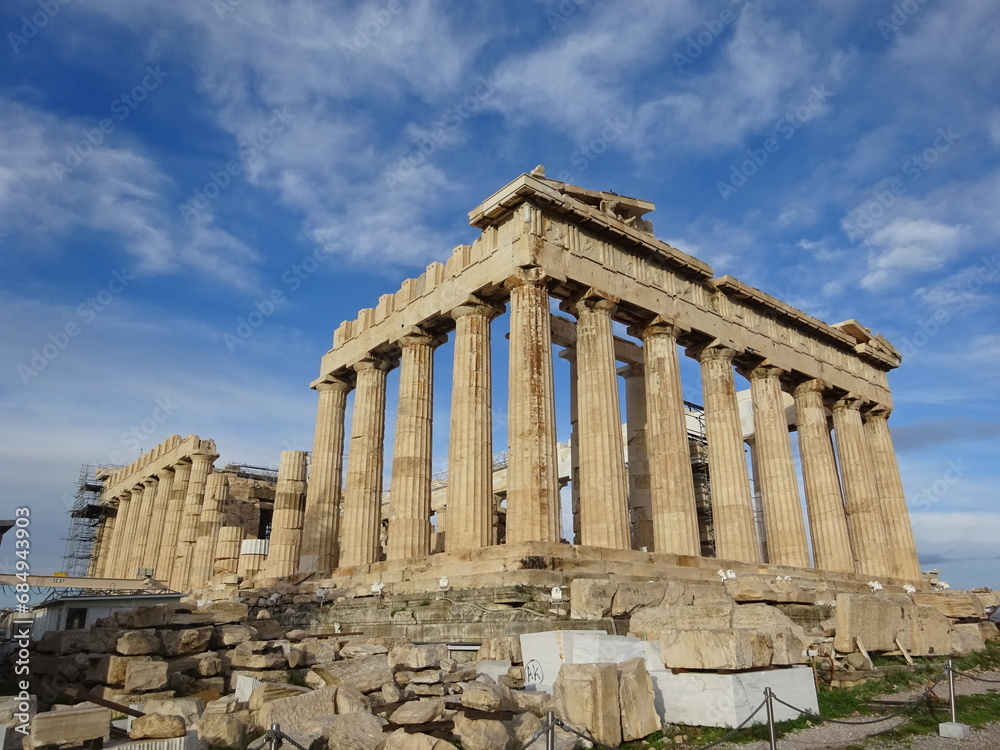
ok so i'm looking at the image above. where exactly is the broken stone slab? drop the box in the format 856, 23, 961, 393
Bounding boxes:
731, 604, 811, 664
474, 636, 522, 663
228, 670, 290, 691
248, 683, 310, 711
388, 643, 448, 670
834, 594, 912, 653
460, 681, 508, 712
308, 654, 393, 693
229, 648, 288, 670
660, 628, 773, 671
117, 606, 170, 630
509, 690, 551, 717
409, 684, 448, 697
618, 657, 661, 742
383, 728, 457, 749
296, 638, 340, 666
27, 705, 110, 749
390, 698, 446, 725
136, 698, 204, 728
160, 627, 214, 656
116, 629, 163, 656
909, 605, 953, 656
129, 713, 186, 740
951, 623, 987, 655
256, 686, 339, 733
198, 713, 248, 749
628, 603, 733, 639
912, 591, 986, 620
200, 601, 250, 624
336, 684, 372, 714
340, 642, 388, 659
452, 713, 513, 750
168, 651, 223, 677
252, 618, 286, 640
301, 713, 387, 750
124, 660, 169, 693
552, 662, 621, 747
211, 624, 257, 648
569, 578, 619, 619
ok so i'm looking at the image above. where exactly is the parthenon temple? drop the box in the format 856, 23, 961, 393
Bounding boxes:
88, 168, 922, 596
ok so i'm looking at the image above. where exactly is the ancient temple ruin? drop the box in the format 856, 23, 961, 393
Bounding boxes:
90, 169, 921, 596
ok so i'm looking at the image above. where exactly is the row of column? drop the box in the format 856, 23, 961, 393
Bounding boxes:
298, 273, 920, 581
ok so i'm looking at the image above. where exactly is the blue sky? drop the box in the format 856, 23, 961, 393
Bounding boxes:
1, 1, 998, 593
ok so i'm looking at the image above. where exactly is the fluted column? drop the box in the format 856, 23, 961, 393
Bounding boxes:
92, 513, 115, 577
101, 498, 125, 577
621, 363, 653, 550
172, 451, 216, 590
119, 486, 146, 577
190, 472, 228, 589
266, 451, 310, 578
446, 300, 499, 551
340, 358, 391, 566
864, 406, 921, 580
215, 526, 244, 576
832, 396, 890, 577
300, 377, 352, 572
506, 270, 560, 544
132, 477, 159, 572
747, 365, 810, 568
108, 493, 133, 578
572, 293, 629, 549
693, 343, 758, 563
146, 468, 174, 579
792, 380, 855, 573
641, 321, 701, 556
387, 333, 439, 560
157, 462, 190, 585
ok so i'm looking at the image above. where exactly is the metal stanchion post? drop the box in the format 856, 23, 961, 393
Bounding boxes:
948, 659, 957, 724
546, 710, 555, 750
764, 688, 777, 750
270, 724, 281, 750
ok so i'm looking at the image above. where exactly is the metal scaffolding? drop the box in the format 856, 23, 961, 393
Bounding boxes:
61, 464, 116, 577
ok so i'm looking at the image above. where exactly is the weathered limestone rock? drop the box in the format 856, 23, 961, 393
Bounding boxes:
383, 728, 457, 749
453, 713, 514, 750
116, 629, 162, 655
296, 638, 340, 666
212, 624, 257, 647
168, 651, 223, 677
160, 627, 213, 656
475, 637, 522, 663
198, 713, 247, 749
390, 698, 446, 725
629, 603, 733, 639
552, 662, 621, 747
253, 618, 286, 640
336, 684, 372, 714
617, 657, 660, 741
1, 695, 36, 750
509, 689, 552, 717
257, 686, 338, 733
27, 705, 110, 749
124, 660, 169, 692
87, 654, 152, 686
951, 623, 986, 655
341, 642, 389, 659
301, 713, 386, 750
731, 603, 811, 664
129, 713, 186, 740
569, 578, 619, 619
230, 642, 288, 670
117, 606, 169, 629
660, 629, 773, 670
389, 643, 448, 670
201, 601, 250, 624
834, 594, 912, 652
309, 654, 393, 693
505, 712, 542, 748
139, 698, 204, 728
461, 681, 507, 712
909, 605, 953, 656
248, 683, 310, 711
912, 591, 986, 620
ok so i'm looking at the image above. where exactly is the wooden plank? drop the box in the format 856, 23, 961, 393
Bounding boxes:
855, 637, 875, 670
894, 636, 915, 666
63, 687, 143, 718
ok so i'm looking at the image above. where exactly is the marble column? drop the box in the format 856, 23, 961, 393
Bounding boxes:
340, 358, 391, 566
792, 380, 855, 574
621, 363, 653, 551
693, 343, 759, 563
157, 462, 190, 586
189, 472, 228, 589
747, 365, 810, 568
506, 270, 560, 544
641, 321, 701, 556
100, 498, 124, 577
386, 333, 438, 560
446, 300, 499, 551
120, 486, 146, 577
93, 513, 115, 577
147, 468, 175, 579
832, 396, 890, 578
573, 294, 629, 550
132, 477, 159, 573
215, 526, 244, 576
299, 377, 352, 572
107, 494, 130, 578
172, 451, 216, 590
266, 451, 310, 578
864, 406, 922, 580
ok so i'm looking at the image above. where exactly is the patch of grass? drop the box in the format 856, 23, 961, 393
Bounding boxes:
389, 607, 407, 617
287, 670, 307, 687
418, 599, 431, 607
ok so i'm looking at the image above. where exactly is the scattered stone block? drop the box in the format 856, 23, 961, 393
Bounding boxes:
138, 698, 204, 728
129, 713, 186, 740
453, 713, 513, 750
390, 698, 446, 725
383, 728, 457, 749
629, 603, 733, 639
389, 643, 447, 670
27, 705, 110, 749
168, 651, 223, 677
198, 713, 248, 749
252, 619, 285, 640
309, 654, 393, 693
124, 660, 169, 692
248, 683, 309, 711
341, 642, 388, 659
161, 627, 214, 656
461, 681, 507, 712
834, 594, 912, 653
296, 638, 340, 666
912, 591, 986, 619
951, 623, 986, 655
335, 684, 372, 714
303, 713, 387, 750
618, 657, 660, 741
475, 637, 522, 663
117, 629, 162, 656
909, 605, 952, 656
201, 601, 250, 624
212, 624, 257, 648
552, 662, 621, 747
257, 686, 339, 733
660, 628, 773, 671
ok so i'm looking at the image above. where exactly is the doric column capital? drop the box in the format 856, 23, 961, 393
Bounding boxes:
689, 341, 737, 364
832, 394, 866, 412
791, 377, 828, 399
156, 466, 176, 479
636, 316, 683, 342
315, 376, 353, 394
569, 293, 618, 317
504, 265, 552, 291
142, 477, 158, 488
747, 363, 786, 381
863, 403, 893, 422
352, 355, 394, 374
451, 297, 503, 321
397, 330, 445, 350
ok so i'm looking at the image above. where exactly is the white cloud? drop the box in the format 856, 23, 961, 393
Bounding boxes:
860, 218, 965, 289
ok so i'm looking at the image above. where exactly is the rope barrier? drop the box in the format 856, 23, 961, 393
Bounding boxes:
952, 668, 1000, 684
690, 696, 770, 750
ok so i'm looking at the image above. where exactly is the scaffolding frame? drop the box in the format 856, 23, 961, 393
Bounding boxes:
61, 464, 117, 577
